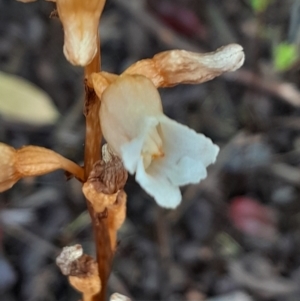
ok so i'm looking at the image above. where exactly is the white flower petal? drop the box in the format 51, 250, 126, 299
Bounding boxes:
121, 137, 143, 174
166, 156, 207, 186
147, 155, 207, 188
141, 115, 218, 202
101, 75, 163, 155
121, 117, 159, 174
135, 157, 181, 208
158, 115, 219, 167
120, 110, 219, 208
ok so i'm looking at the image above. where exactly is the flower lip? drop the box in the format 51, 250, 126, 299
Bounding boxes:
140, 122, 165, 169
152, 150, 164, 159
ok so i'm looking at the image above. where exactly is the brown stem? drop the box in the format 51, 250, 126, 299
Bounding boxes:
84, 34, 113, 301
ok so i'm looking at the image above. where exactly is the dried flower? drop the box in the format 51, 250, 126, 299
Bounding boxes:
82, 145, 128, 213
82, 147, 127, 249
56, 0, 106, 66
0, 143, 18, 192
56, 245, 83, 276
56, 245, 101, 298
99, 75, 219, 208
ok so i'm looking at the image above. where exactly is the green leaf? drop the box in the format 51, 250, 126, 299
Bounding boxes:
250, 0, 272, 13
0, 72, 59, 125
274, 42, 298, 71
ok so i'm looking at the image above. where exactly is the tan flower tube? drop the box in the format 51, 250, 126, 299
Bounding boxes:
0, 143, 84, 192
91, 43, 245, 98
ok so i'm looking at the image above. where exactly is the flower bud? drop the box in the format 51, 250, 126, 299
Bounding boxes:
56, 0, 106, 66
0, 143, 84, 192
16, 146, 66, 176
0, 143, 19, 192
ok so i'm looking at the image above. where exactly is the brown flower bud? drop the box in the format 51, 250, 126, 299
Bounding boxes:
56, 0, 106, 66
16, 146, 66, 176
0, 143, 19, 192
16, 145, 84, 181
0, 143, 84, 192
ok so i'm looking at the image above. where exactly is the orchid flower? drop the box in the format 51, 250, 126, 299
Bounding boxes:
92, 44, 245, 208
100, 74, 219, 208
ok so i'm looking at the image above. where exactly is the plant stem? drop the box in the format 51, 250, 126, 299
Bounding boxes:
84, 35, 112, 301
58, 155, 85, 182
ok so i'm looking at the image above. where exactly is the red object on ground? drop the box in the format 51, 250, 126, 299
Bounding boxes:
229, 196, 278, 240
